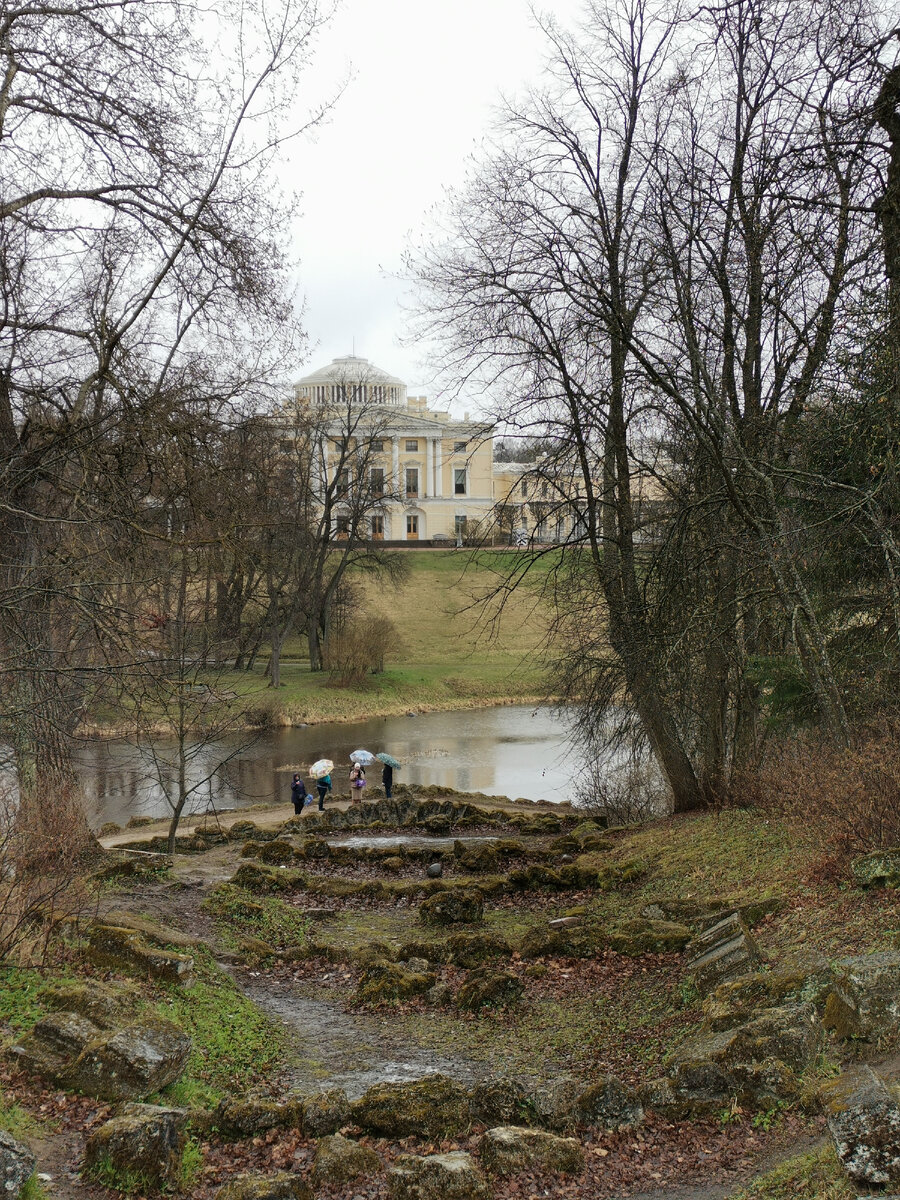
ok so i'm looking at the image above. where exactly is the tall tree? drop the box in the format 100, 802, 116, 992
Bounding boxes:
0, 0, 331, 847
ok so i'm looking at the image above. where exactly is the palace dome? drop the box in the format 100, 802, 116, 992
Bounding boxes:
294, 355, 407, 407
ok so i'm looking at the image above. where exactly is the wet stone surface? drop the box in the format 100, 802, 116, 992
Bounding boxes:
325, 834, 499, 852
236, 978, 481, 1099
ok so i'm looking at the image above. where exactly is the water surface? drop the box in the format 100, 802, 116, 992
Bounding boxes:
74, 704, 576, 829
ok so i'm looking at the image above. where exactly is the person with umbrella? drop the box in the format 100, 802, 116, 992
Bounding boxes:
349, 750, 376, 803
376, 752, 401, 799
310, 759, 333, 811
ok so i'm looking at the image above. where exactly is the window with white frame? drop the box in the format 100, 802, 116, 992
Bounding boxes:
454, 468, 466, 495
405, 467, 419, 497
405, 438, 418, 452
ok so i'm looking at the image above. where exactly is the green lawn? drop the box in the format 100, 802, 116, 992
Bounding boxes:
87, 550, 555, 729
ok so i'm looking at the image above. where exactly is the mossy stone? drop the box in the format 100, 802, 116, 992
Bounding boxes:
419, 888, 484, 926
311, 1134, 380, 1186
446, 932, 511, 968
606, 918, 692, 956
350, 1074, 471, 1138
299, 1090, 350, 1138
456, 968, 524, 1012
355, 960, 435, 1005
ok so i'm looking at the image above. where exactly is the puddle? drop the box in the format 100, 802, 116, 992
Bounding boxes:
326, 834, 499, 852
237, 978, 480, 1098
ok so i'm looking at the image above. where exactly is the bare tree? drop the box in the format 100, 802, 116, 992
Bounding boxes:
0, 0, 333, 847
411, 0, 897, 809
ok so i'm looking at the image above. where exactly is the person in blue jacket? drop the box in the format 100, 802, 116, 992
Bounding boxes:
316, 773, 332, 811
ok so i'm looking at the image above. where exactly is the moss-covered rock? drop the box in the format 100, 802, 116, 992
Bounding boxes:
311, 1134, 380, 1186
86, 924, 194, 983
83, 1103, 187, 1191
576, 1076, 643, 1129
253, 839, 297, 865
398, 939, 447, 964
66, 1016, 192, 1101
350, 1074, 471, 1138
382, 855, 405, 873
456, 968, 524, 1012
454, 842, 500, 874
355, 960, 436, 1005
215, 1172, 311, 1199
419, 888, 484, 926
703, 950, 834, 1030
851, 849, 900, 889
10, 1012, 190, 1101
507, 865, 565, 891
668, 1003, 820, 1111
446, 932, 511, 968
822, 1066, 900, 1186
213, 1097, 302, 1138
469, 1076, 530, 1127
230, 863, 306, 893
478, 1126, 584, 1175
350, 941, 397, 967
388, 1151, 490, 1199
0, 1129, 35, 1199
606, 918, 692, 956
518, 923, 605, 960
39, 979, 141, 1029
824, 951, 900, 1040
299, 1089, 350, 1138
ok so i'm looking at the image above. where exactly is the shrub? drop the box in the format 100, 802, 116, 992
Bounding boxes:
737, 721, 900, 862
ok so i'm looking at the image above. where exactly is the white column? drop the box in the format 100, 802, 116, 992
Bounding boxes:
433, 438, 442, 497
425, 436, 433, 498
392, 436, 400, 495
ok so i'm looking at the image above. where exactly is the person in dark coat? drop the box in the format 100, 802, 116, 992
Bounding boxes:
382, 763, 393, 799
316, 773, 331, 811
290, 773, 306, 815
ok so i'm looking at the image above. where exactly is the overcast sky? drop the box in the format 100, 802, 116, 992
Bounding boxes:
285, 0, 579, 411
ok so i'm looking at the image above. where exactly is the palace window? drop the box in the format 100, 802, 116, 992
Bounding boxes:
520, 480, 527, 498
371, 439, 384, 452
406, 514, 419, 538
371, 514, 384, 539
370, 467, 385, 497
454, 440, 467, 452
454, 468, 466, 495
541, 480, 549, 498
405, 439, 418, 452
405, 467, 419, 497
335, 515, 350, 538
336, 468, 350, 496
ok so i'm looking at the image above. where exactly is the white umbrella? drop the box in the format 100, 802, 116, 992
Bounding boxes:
309, 758, 334, 779
349, 749, 376, 765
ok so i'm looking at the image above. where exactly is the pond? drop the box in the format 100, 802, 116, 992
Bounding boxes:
73, 704, 579, 830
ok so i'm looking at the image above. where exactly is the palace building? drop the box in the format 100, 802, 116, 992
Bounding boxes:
293, 355, 497, 543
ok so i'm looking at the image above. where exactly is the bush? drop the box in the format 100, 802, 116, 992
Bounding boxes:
324, 615, 402, 685
0, 785, 97, 965
738, 722, 900, 862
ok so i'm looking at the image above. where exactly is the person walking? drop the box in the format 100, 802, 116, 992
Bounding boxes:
290, 773, 307, 815
382, 762, 393, 799
316, 772, 331, 811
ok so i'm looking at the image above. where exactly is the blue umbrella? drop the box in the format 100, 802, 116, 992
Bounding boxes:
350, 749, 376, 765
376, 752, 401, 770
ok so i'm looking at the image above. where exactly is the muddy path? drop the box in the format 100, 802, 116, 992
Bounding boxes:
236, 974, 482, 1099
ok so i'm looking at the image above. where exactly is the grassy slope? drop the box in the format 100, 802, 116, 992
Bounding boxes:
201, 550, 552, 726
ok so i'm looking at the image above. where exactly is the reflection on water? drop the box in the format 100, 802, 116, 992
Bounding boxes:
72, 705, 577, 829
